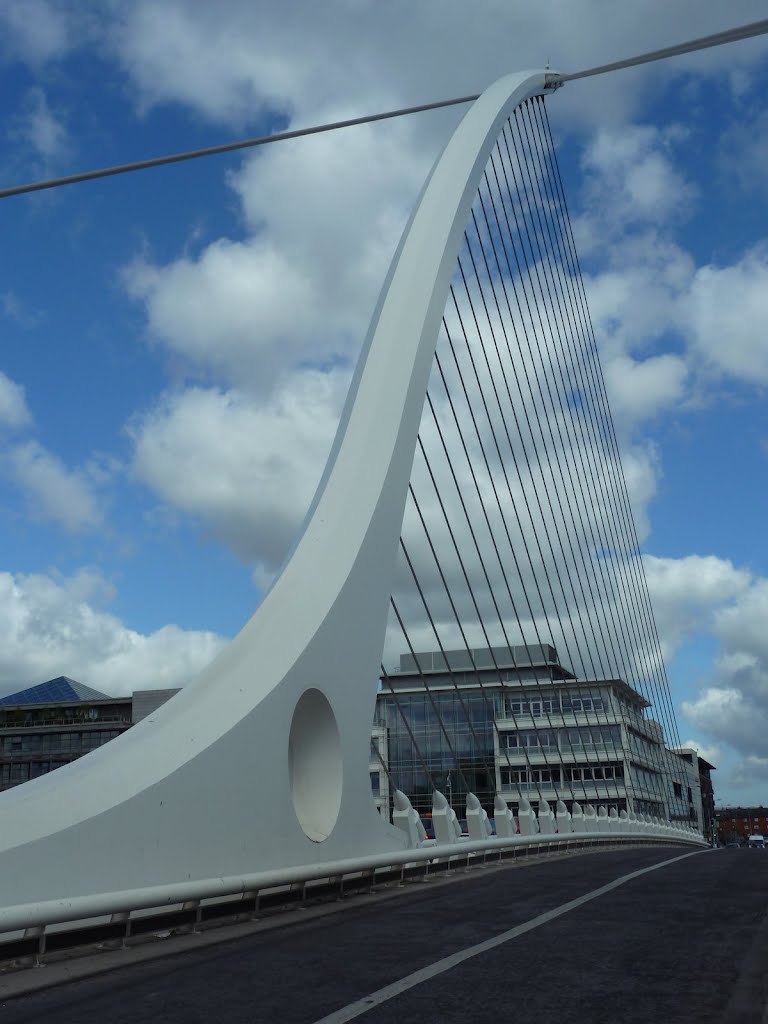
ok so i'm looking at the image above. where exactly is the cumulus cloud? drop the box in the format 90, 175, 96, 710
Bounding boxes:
644, 554, 751, 657
107, 1, 768, 133
681, 738, 721, 767
129, 372, 346, 572
605, 353, 688, 433
581, 125, 696, 232
683, 247, 768, 383
682, 578, 768, 767
0, 568, 226, 697
5, 440, 104, 532
124, 113, 425, 394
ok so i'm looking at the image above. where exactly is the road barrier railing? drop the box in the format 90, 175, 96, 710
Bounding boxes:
0, 828, 706, 967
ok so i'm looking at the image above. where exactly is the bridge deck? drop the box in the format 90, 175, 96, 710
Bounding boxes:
1, 847, 765, 1023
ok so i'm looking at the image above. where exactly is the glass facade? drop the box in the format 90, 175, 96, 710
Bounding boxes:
0, 727, 127, 790
377, 645, 674, 821
379, 691, 496, 814
0, 685, 135, 793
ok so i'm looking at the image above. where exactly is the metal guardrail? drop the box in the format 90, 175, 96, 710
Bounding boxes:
0, 828, 706, 967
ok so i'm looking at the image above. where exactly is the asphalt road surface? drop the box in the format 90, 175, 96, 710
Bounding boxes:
2, 845, 767, 1024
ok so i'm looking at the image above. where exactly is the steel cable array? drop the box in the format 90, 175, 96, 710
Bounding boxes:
378, 96, 685, 828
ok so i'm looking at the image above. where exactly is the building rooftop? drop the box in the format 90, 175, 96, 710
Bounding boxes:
0, 676, 112, 706
673, 747, 717, 772
396, 643, 575, 678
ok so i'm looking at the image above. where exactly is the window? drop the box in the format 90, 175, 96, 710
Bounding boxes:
505, 698, 541, 717
673, 782, 683, 798
506, 730, 557, 750
567, 762, 624, 783
369, 771, 381, 795
500, 767, 561, 788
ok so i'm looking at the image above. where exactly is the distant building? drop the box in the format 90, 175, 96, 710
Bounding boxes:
717, 807, 768, 844
0, 678, 179, 792
376, 644, 679, 822
670, 748, 715, 839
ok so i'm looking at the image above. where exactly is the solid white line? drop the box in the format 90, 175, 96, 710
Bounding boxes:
312, 849, 705, 1023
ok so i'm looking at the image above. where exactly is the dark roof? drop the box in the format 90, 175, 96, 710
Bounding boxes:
0, 676, 111, 706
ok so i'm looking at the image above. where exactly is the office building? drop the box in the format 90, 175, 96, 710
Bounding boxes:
376, 644, 688, 823
0, 678, 178, 792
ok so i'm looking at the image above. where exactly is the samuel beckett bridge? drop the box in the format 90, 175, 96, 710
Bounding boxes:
2, 20, 768, 1024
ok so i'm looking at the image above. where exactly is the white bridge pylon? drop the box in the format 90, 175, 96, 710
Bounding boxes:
0, 71, 700, 914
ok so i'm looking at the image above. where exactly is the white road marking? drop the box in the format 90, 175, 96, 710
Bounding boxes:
312, 849, 705, 1023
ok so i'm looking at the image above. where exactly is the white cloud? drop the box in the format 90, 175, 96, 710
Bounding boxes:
0, 0, 71, 65
618, 442, 661, 544
129, 372, 346, 572
0, 371, 32, 431
683, 247, 768, 383
604, 352, 688, 431
6, 440, 103, 532
124, 113, 425, 394
582, 126, 696, 230
108, 2, 768, 133
682, 579, 768, 764
681, 738, 721, 767
0, 568, 226, 697
645, 553, 751, 656
683, 686, 758, 752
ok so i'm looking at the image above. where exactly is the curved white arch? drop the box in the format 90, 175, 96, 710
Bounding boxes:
0, 71, 554, 907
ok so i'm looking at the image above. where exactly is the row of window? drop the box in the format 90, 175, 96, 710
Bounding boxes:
504, 725, 622, 751
0, 708, 128, 728
0, 730, 122, 755
672, 781, 694, 801
500, 694, 606, 718
628, 730, 658, 759
500, 763, 625, 787
1, 761, 70, 784
634, 799, 665, 816
502, 798, 629, 815
631, 765, 662, 792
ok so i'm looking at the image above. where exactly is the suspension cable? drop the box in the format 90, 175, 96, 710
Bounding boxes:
1, 18, 766, 200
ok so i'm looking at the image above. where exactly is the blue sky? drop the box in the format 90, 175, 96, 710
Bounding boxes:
1, 2, 768, 806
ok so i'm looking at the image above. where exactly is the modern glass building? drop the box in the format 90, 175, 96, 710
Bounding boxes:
0, 678, 178, 791
375, 644, 675, 821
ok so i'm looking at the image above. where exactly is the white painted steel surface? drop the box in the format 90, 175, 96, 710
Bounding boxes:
0, 70, 565, 913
